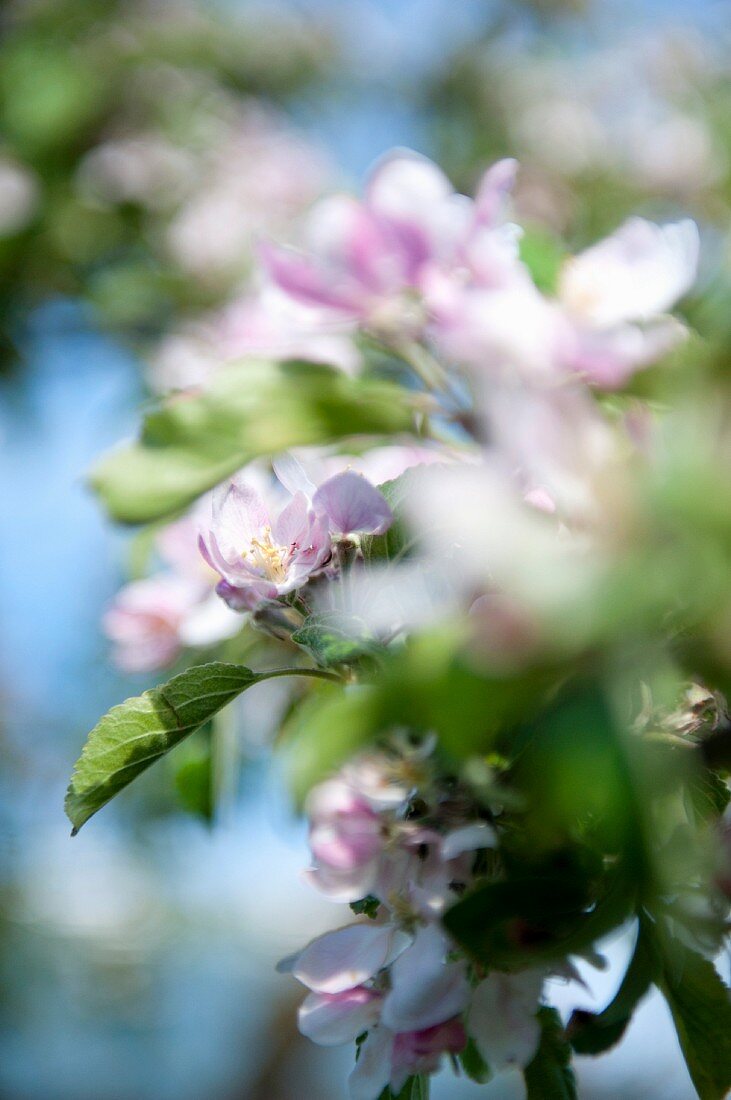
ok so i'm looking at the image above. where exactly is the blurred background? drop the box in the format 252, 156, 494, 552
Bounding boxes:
2, 0, 731, 1096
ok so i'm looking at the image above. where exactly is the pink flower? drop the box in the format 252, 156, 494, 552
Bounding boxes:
199, 475, 332, 610
262, 150, 519, 339
103, 576, 201, 673
305, 779, 385, 903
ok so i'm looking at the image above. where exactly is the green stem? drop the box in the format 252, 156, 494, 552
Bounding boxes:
395, 337, 451, 393
262, 666, 343, 684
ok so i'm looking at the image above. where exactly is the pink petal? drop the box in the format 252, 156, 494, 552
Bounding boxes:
211, 476, 270, 555
271, 490, 310, 547
473, 158, 518, 227
559, 217, 699, 328
313, 470, 393, 536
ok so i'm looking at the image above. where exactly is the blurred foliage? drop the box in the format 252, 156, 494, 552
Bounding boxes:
90, 360, 419, 523
0, 0, 334, 366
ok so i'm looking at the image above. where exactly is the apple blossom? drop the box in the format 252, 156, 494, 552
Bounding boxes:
198, 475, 332, 610
103, 576, 204, 674
262, 150, 520, 339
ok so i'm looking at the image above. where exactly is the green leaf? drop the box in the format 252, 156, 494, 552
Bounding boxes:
361, 471, 416, 564
91, 360, 416, 524
283, 682, 381, 806
380, 1077, 430, 1100
443, 873, 597, 969
350, 895, 380, 920
66, 662, 334, 832
568, 919, 658, 1055
459, 1037, 492, 1084
524, 1007, 576, 1100
292, 612, 381, 668
172, 730, 214, 823
657, 940, 731, 1100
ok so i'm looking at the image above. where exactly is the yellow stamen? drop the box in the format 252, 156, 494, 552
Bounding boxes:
242, 525, 292, 583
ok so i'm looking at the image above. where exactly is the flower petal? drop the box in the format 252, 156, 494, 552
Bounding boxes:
380, 924, 470, 1033
313, 470, 393, 535
348, 1027, 394, 1100
211, 476, 270, 557
292, 923, 411, 994
559, 217, 699, 328
298, 988, 382, 1046
468, 970, 544, 1071
440, 823, 498, 862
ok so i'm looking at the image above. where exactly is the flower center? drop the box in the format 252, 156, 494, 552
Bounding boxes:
243, 526, 293, 583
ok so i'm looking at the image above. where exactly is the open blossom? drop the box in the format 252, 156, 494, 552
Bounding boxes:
259, 145, 698, 390
431, 215, 698, 387
199, 468, 392, 611
262, 150, 519, 338
289, 920, 472, 1099
199, 476, 332, 610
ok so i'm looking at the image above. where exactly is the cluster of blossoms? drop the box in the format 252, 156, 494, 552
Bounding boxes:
110, 149, 699, 670
261, 150, 698, 389
284, 739, 548, 1099
95, 146, 730, 1100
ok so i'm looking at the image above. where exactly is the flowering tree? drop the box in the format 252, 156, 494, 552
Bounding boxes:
68, 151, 731, 1098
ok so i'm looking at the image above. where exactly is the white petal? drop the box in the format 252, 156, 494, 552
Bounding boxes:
298, 989, 382, 1046
302, 861, 379, 904
380, 924, 469, 1032
468, 970, 544, 1071
366, 151, 453, 222
178, 592, 242, 646
348, 1027, 394, 1100
273, 452, 318, 499
293, 923, 411, 994
211, 476, 270, 555
441, 823, 498, 861
559, 217, 699, 327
